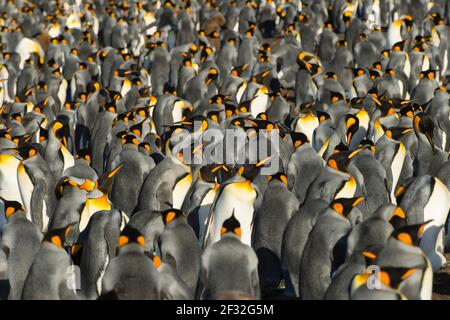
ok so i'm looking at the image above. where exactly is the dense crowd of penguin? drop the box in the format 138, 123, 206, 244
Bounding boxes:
0, 0, 450, 300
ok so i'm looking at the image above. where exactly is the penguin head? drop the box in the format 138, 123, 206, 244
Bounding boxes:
327, 148, 363, 171
220, 213, 241, 238
118, 225, 145, 248
161, 209, 186, 225
345, 114, 359, 146
392, 40, 407, 52
43, 224, 75, 249
252, 69, 271, 84
329, 91, 345, 104
342, 10, 353, 28
237, 157, 271, 181
391, 221, 432, 246
376, 267, 420, 290
399, 104, 416, 119
413, 112, 436, 152
317, 111, 331, 123
388, 206, 407, 229
18, 144, 39, 160
208, 94, 227, 106
402, 16, 414, 32
231, 64, 248, 77
324, 72, 338, 80
268, 172, 288, 186
200, 47, 214, 64
75, 148, 91, 163
207, 110, 224, 124
0, 198, 25, 219
359, 246, 383, 266
378, 100, 395, 117
290, 131, 309, 148
121, 134, 140, 146
350, 68, 366, 78
200, 164, 235, 184
419, 69, 437, 81
205, 68, 218, 85
330, 197, 364, 219
51, 120, 69, 147
358, 139, 376, 153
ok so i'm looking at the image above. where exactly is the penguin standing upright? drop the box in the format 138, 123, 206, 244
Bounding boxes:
0, 199, 42, 300
199, 214, 260, 299
252, 172, 299, 294
22, 225, 79, 300
17, 144, 57, 232
158, 209, 201, 295
300, 197, 364, 300
78, 210, 122, 300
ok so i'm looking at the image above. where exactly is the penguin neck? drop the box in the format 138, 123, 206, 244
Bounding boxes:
326, 165, 350, 178
118, 243, 145, 255
6, 211, 27, 222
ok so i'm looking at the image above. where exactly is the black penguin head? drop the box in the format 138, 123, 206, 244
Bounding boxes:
51, 120, 69, 147
377, 267, 420, 290
129, 121, 145, 138
378, 100, 395, 117
413, 113, 436, 151
350, 68, 366, 78
237, 157, 271, 181
200, 47, 213, 64
317, 111, 331, 123
388, 206, 407, 229
231, 64, 248, 77
329, 91, 345, 104
330, 197, 364, 218
75, 148, 91, 163
1, 198, 25, 218
342, 10, 353, 27
207, 110, 224, 123
208, 94, 227, 106
220, 213, 241, 238
392, 40, 407, 52
205, 68, 218, 85
18, 144, 39, 160
336, 40, 348, 48
403, 15, 414, 31
420, 69, 437, 81
327, 149, 362, 171
199, 164, 235, 184
324, 72, 337, 80
161, 209, 186, 225
118, 225, 145, 248
390, 221, 432, 246
290, 131, 309, 148
121, 134, 139, 146
345, 114, 359, 145
399, 104, 415, 119
358, 139, 376, 153
268, 172, 288, 186
44, 224, 75, 248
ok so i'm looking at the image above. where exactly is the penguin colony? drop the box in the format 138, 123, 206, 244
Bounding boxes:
0, 0, 450, 301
